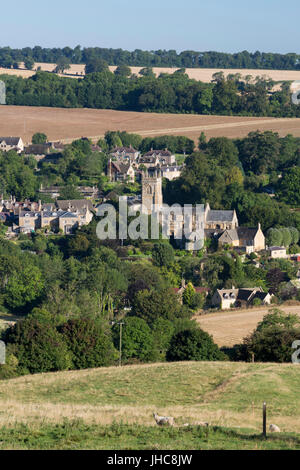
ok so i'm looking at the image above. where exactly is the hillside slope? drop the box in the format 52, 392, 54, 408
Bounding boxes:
0, 361, 299, 434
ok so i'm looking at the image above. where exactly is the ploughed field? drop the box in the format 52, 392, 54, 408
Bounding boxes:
0, 362, 299, 449
1, 105, 300, 145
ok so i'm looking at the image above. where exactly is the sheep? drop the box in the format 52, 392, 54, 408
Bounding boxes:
195, 421, 209, 427
153, 412, 174, 426
269, 424, 281, 433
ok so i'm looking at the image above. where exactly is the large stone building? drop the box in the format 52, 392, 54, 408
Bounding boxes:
17, 199, 93, 235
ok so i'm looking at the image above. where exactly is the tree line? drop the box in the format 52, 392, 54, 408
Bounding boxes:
1, 70, 300, 118
1, 46, 300, 70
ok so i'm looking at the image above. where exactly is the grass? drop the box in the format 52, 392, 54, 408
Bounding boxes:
0, 361, 299, 449
0, 421, 299, 450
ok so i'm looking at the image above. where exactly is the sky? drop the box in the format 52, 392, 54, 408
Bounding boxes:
2, 0, 300, 54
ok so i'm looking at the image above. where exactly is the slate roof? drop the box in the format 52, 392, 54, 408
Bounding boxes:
236, 227, 258, 239
0, 137, 21, 145
56, 199, 93, 211
112, 146, 137, 154
206, 210, 235, 222
144, 149, 172, 157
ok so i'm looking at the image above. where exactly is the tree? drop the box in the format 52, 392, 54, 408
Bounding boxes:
24, 57, 35, 70
32, 132, 47, 144
55, 56, 71, 74
114, 65, 131, 77
266, 228, 283, 247
58, 185, 82, 200
182, 282, 196, 308
238, 309, 300, 362
139, 67, 155, 77
166, 328, 227, 362
5, 266, 44, 310
277, 167, 300, 206
266, 268, 285, 294
85, 58, 109, 74
60, 318, 117, 369
132, 288, 190, 325
151, 243, 174, 268
4, 318, 71, 374
112, 317, 153, 362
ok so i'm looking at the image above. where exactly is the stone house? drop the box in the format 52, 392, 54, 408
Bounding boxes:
110, 146, 140, 162
142, 149, 175, 166
0, 137, 24, 153
269, 246, 287, 259
218, 224, 265, 253
212, 287, 273, 309
107, 160, 135, 182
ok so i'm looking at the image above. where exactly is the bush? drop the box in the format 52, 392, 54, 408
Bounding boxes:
60, 318, 117, 369
166, 328, 227, 362
113, 317, 153, 363
4, 318, 71, 374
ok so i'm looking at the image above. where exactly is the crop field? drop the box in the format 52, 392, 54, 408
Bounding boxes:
0, 361, 299, 449
1, 105, 300, 145
2, 62, 300, 84
196, 304, 300, 347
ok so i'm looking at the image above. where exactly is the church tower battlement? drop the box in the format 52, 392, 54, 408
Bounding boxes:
141, 169, 163, 215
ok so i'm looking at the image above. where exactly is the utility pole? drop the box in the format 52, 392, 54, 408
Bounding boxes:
262, 402, 267, 438
111, 321, 124, 366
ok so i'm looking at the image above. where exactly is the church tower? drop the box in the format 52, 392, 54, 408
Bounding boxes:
142, 169, 163, 215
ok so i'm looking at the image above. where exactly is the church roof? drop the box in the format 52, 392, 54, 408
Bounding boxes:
206, 210, 235, 222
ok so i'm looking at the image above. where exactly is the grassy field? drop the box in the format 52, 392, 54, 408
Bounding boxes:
0, 361, 299, 449
1, 105, 300, 145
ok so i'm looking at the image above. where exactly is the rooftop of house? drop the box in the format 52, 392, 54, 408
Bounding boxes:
144, 149, 172, 157
110, 161, 132, 173
111, 146, 138, 154
56, 199, 93, 212
206, 210, 235, 223
0, 137, 22, 145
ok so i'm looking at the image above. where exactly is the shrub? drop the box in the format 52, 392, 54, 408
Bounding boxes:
4, 318, 71, 374
166, 328, 227, 362
60, 318, 117, 369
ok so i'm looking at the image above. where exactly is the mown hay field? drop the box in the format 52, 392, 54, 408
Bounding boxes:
2, 62, 300, 83
195, 305, 300, 348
